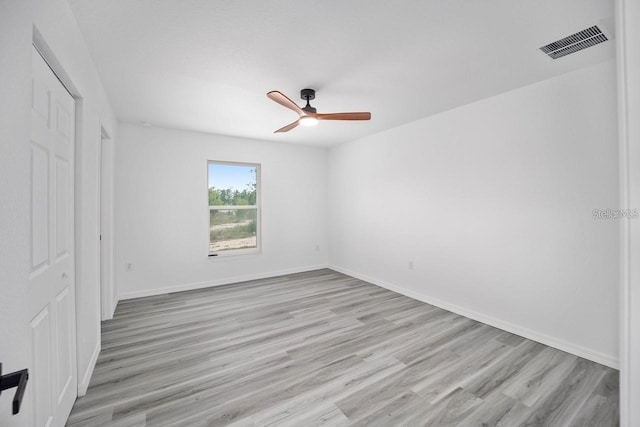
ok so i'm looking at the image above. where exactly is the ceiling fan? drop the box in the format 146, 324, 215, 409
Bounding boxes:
267, 89, 371, 133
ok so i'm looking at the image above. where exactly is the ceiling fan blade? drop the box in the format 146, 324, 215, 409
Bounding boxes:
316, 112, 371, 121
267, 91, 304, 115
274, 119, 300, 133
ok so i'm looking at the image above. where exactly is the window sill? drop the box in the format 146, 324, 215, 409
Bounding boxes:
208, 249, 261, 261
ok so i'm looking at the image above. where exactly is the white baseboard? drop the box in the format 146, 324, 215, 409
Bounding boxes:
329, 265, 619, 369
116, 264, 330, 302
113, 262, 618, 368
100, 299, 116, 321
77, 340, 100, 397
109, 295, 117, 319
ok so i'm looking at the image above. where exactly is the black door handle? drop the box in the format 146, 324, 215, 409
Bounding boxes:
0, 363, 29, 415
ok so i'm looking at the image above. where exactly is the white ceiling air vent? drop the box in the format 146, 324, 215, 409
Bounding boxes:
539, 25, 608, 60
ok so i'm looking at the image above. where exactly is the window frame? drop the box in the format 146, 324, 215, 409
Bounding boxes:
207, 160, 261, 257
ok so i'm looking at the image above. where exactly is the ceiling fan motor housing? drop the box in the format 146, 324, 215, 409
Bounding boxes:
300, 88, 316, 101
301, 89, 317, 113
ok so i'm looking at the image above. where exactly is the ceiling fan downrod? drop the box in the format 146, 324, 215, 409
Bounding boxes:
300, 88, 317, 114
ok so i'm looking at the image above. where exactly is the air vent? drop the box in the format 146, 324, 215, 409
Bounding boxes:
540, 26, 608, 60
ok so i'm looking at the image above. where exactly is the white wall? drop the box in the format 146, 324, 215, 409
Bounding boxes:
0, 1, 118, 417
114, 124, 328, 299
328, 60, 619, 367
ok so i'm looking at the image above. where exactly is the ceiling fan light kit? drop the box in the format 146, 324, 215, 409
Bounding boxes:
299, 116, 318, 127
267, 88, 371, 133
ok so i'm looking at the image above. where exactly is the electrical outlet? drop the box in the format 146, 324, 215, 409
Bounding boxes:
408, 261, 414, 270
125, 262, 134, 272
315, 244, 320, 252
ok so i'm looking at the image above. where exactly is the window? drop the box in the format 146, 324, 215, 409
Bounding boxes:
208, 161, 260, 256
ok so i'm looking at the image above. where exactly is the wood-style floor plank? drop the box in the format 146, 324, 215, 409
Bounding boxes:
66, 269, 618, 426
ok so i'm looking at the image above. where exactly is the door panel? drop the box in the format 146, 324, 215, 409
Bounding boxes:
31, 78, 49, 121
55, 288, 73, 403
31, 143, 49, 271
30, 308, 53, 427
55, 103, 71, 139
55, 158, 70, 259
29, 46, 77, 427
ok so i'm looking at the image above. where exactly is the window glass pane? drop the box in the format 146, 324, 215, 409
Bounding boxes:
208, 163, 257, 206
209, 209, 257, 252
208, 161, 259, 255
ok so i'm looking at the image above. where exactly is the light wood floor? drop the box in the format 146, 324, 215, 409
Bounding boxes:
67, 269, 619, 426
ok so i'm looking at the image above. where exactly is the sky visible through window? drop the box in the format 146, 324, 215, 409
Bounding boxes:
208, 163, 256, 191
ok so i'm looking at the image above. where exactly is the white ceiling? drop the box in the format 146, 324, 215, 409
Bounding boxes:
68, 0, 615, 147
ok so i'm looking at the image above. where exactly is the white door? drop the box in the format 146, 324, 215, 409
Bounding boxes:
28, 46, 77, 427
